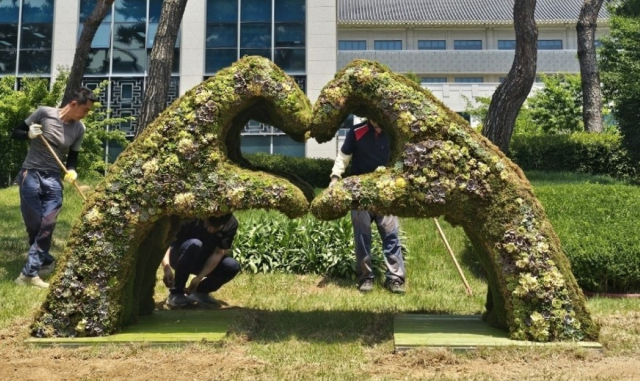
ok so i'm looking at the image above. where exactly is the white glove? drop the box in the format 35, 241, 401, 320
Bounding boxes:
28, 123, 43, 139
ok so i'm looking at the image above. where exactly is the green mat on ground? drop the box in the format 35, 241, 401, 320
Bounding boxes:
26, 309, 236, 346
394, 314, 602, 351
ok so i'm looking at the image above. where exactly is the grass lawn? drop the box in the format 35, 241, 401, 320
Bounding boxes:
1, 172, 639, 380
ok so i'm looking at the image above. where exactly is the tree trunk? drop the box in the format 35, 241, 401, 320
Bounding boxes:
136, 0, 188, 137
61, 0, 114, 107
482, 0, 538, 153
577, 0, 605, 133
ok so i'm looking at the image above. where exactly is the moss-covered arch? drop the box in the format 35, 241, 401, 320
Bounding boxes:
310, 60, 598, 342
32, 57, 313, 337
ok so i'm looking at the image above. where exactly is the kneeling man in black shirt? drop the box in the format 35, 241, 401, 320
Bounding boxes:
161, 214, 241, 307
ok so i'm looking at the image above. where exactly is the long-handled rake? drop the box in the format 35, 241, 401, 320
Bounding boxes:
433, 218, 473, 296
39, 135, 87, 201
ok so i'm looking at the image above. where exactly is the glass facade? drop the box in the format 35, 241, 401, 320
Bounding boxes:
0, 0, 54, 76
374, 40, 401, 50
338, 40, 366, 50
207, 0, 306, 157
455, 77, 483, 83
78, 0, 181, 136
538, 39, 562, 50
454, 40, 482, 50
498, 40, 516, 50
206, 0, 305, 75
418, 40, 446, 50
421, 77, 447, 83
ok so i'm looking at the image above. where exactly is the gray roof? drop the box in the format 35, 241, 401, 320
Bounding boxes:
338, 0, 610, 26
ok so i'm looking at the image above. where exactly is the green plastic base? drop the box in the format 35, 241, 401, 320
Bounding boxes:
26, 309, 236, 347
394, 315, 602, 351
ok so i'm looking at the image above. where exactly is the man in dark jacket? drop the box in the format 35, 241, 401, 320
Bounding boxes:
330, 118, 406, 294
161, 214, 241, 307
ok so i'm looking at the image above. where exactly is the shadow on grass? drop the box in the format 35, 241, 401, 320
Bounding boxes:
229, 308, 454, 346
459, 241, 487, 281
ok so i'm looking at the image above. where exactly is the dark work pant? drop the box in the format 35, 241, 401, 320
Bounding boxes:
19, 169, 61, 277
351, 210, 406, 283
169, 238, 240, 295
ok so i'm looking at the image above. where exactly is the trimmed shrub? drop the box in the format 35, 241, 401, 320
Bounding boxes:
509, 133, 637, 179
245, 152, 334, 189
535, 180, 640, 293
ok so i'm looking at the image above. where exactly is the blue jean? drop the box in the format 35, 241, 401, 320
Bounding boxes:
19, 169, 62, 277
351, 210, 406, 283
169, 238, 240, 294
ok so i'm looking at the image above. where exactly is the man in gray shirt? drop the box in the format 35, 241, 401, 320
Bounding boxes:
11, 87, 97, 288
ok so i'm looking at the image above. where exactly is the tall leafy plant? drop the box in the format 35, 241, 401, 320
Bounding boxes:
0, 73, 66, 186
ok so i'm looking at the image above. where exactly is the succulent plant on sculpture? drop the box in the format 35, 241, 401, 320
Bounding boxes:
32, 57, 598, 343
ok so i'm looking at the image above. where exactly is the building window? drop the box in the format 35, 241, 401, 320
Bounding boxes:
421, 77, 447, 83
79, 0, 180, 75
338, 40, 366, 50
0, 0, 56, 76
374, 40, 402, 50
594, 39, 602, 48
454, 40, 482, 50
206, 0, 306, 74
498, 40, 516, 50
538, 40, 563, 50
455, 77, 484, 83
418, 40, 446, 50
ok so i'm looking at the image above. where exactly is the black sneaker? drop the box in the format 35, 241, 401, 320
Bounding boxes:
385, 279, 406, 294
167, 293, 193, 307
358, 279, 374, 293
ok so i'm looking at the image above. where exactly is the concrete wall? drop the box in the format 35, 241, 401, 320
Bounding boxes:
179, 1, 206, 95
51, 0, 79, 78
305, 0, 338, 159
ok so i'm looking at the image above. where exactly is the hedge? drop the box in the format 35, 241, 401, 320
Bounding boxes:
509, 133, 637, 179
535, 180, 640, 294
244, 152, 334, 189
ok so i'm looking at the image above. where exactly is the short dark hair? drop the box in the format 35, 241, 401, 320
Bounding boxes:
71, 87, 99, 105
207, 213, 232, 227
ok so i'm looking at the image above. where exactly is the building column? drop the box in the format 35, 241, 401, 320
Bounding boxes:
305, 0, 338, 159
51, 0, 80, 79
179, 1, 206, 95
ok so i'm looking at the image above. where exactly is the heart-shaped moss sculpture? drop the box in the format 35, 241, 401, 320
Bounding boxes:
32, 57, 598, 343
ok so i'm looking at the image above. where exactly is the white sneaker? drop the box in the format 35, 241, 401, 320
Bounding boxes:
38, 260, 56, 277
187, 292, 220, 307
15, 274, 49, 289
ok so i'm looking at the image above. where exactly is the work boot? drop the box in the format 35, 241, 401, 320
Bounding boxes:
15, 274, 49, 289
384, 279, 406, 294
38, 259, 56, 277
358, 279, 374, 293
187, 292, 220, 307
167, 293, 193, 308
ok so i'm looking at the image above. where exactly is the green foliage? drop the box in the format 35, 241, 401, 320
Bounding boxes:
76, 81, 130, 178
509, 133, 637, 179
233, 212, 406, 279
0, 73, 66, 186
245, 153, 334, 188
403, 72, 421, 85
528, 75, 584, 134
599, 0, 640, 164
463, 95, 539, 135
535, 180, 640, 293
